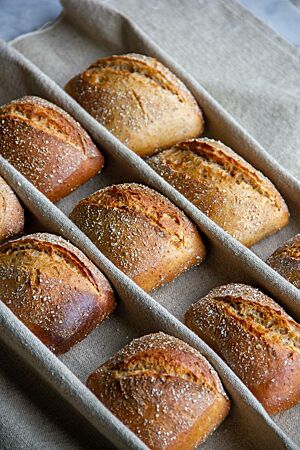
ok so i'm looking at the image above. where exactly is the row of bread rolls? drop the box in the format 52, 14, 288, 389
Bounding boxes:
0, 131, 229, 447
0, 51, 297, 292
0, 51, 298, 449
0, 177, 298, 448
65, 53, 290, 247
0, 231, 230, 448
68, 182, 299, 291
0, 157, 298, 294
0, 178, 297, 445
0, 91, 297, 291
0, 177, 298, 356
0, 224, 298, 447
86, 284, 300, 450
0, 53, 291, 248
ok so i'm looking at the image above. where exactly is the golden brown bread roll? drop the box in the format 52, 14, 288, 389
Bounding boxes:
0, 233, 116, 354
0, 176, 24, 242
147, 138, 289, 247
0, 96, 104, 202
70, 183, 206, 292
87, 332, 230, 450
185, 283, 300, 414
65, 53, 204, 157
266, 234, 300, 289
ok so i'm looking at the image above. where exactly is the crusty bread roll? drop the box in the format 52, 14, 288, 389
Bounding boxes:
185, 283, 300, 414
70, 183, 206, 292
65, 53, 204, 157
0, 233, 116, 354
0, 96, 104, 202
87, 332, 230, 450
266, 235, 300, 289
147, 138, 289, 247
0, 176, 24, 242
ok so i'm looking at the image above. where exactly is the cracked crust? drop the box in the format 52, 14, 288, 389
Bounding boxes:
0, 176, 24, 242
70, 183, 206, 292
0, 96, 104, 202
148, 138, 289, 246
65, 54, 204, 157
267, 234, 300, 289
87, 332, 230, 450
185, 283, 300, 414
0, 233, 116, 354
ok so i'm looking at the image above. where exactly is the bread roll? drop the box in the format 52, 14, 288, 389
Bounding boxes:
70, 183, 206, 292
147, 138, 289, 246
65, 53, 204, 157
185, 283, 300, 414
266, 234, 300, 289
87, 332, 230, 450
0, 96, 104, 202
0, 233, 116, 354
0, 176, 24, 242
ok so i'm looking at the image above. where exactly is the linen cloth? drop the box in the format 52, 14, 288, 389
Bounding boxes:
1, 0, 300, 449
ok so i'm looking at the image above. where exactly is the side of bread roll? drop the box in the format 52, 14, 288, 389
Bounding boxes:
87, 332, 230, 450
0, 96, 104, 202
0, 233, 116, 354
65, 53, 204, 157
185, 283, 300, 414
0, 176, 24, 242
147, 138, 289, 246
70, 183, 206, 292
266, 234, 300, 289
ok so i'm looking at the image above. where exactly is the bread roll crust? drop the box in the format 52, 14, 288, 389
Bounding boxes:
87, 332, 230, 450
147, 138, 289, 246
185, 283, 300, 414
0, 233, 116, 354
70, 183, 206, 292
65, 53, 204, 157
267, 234, 300, 289
0, 96, 104, 202
0, 176, 24, 242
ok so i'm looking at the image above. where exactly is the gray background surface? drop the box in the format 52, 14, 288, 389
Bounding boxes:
1, 0, 300, 47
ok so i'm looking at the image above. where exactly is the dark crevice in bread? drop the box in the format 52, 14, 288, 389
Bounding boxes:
0, 192, 7, 228
0, 236, 100, 294
173, 139, 283, 210
0, 96, 89, 154
270, 236, 300, 260
76, 184, 188, 245
87, 54, 189, 103
112, 353, 216, 392
217, 296, 300, 352
131, 89, 147, 115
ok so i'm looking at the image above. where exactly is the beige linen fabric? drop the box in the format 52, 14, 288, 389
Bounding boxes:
0, 0, 299, 448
